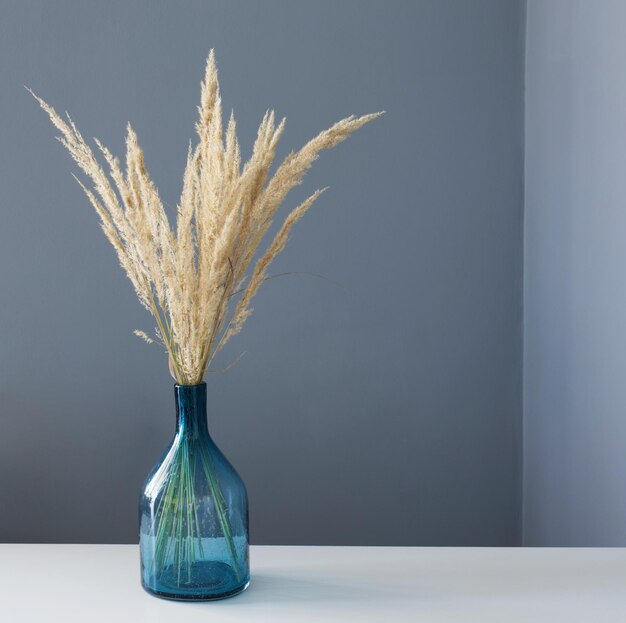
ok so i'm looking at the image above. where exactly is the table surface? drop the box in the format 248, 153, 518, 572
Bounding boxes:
1, 544, 625, 622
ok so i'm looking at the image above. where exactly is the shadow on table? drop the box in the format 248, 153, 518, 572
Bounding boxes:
205, 573, 398, 606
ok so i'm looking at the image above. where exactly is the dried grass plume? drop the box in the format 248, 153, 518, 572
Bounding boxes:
30, 51, 382, 384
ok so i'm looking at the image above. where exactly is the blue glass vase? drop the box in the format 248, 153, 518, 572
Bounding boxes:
139, 383, 249, 600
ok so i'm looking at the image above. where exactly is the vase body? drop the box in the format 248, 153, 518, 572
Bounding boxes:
139, 383, 249, 600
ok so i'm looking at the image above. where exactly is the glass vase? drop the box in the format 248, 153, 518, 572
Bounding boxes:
139, 383, 249, 600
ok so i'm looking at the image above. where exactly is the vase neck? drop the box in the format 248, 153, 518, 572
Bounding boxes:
175, 383, 209, 439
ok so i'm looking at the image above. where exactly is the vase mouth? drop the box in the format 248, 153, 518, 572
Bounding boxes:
174, 382, 207, 389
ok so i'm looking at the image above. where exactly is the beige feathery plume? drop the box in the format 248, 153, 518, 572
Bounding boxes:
30, 51, 382, 384
134, 330, 154, 344
216, 188, 327, 359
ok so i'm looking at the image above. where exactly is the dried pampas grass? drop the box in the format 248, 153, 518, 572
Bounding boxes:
31, 51, 382, 384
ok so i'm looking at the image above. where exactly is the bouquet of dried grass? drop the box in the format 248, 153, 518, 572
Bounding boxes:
31, 51, 381, 384
31, 52, 382, 599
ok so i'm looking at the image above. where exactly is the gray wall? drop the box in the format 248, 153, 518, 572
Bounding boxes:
0, 0, 525, 545
524, 0, 626, 545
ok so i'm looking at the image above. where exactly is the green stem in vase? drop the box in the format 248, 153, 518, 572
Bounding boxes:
198, 439, 242, 582
151, 439, 241, 586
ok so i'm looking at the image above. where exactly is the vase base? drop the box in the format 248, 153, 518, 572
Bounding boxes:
142, 578, 250, 601
141, 558, 249, 601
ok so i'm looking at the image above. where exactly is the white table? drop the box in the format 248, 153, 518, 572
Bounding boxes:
1, 545, 625, 622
